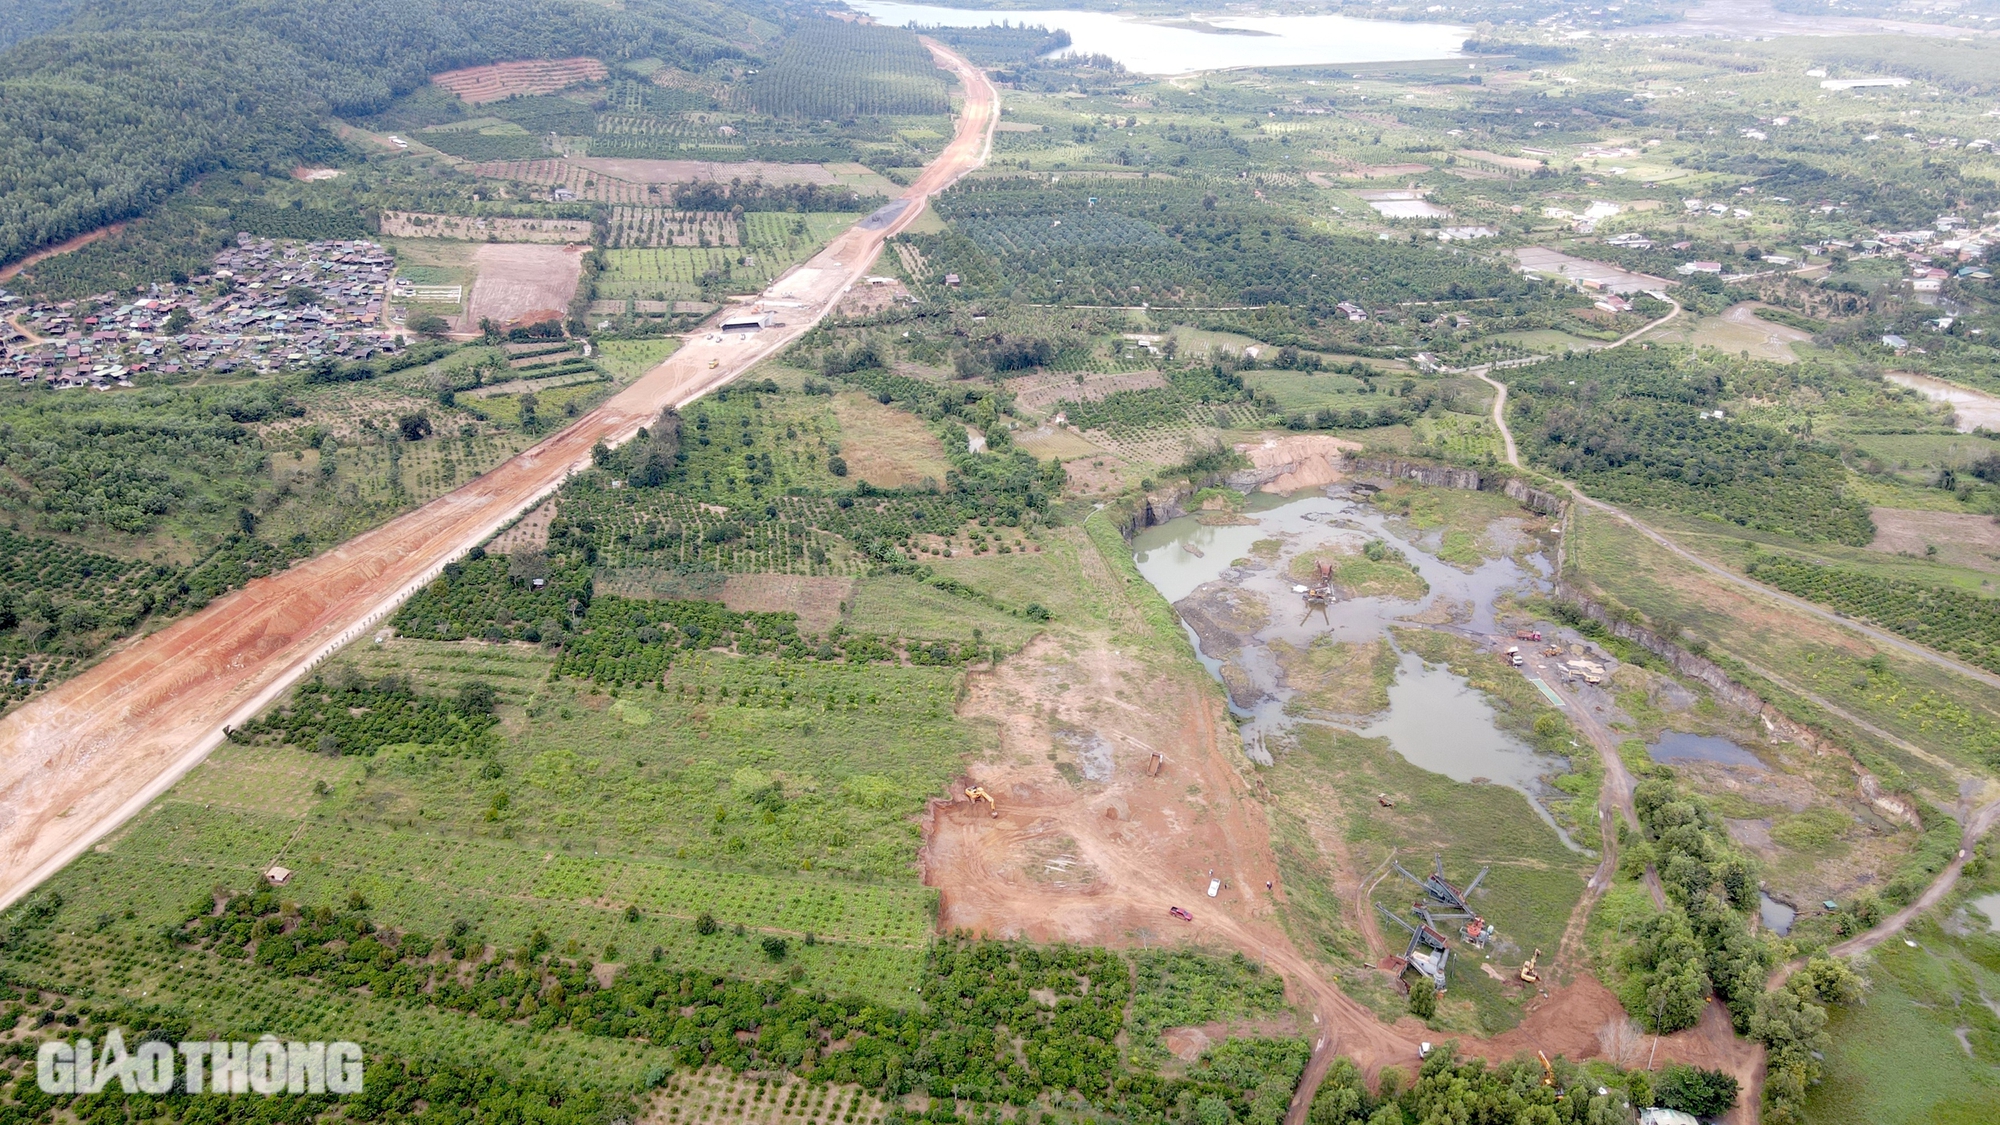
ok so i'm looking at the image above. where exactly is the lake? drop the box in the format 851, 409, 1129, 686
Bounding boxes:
851, 2, 1468, 74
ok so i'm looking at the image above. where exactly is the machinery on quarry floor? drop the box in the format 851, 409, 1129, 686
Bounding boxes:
1378, 903, 1451, 993
1396, 853, 1493, 947
1297, 560, 1335, 626
963, 786, 997, 817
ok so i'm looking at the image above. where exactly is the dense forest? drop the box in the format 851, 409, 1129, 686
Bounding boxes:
0, 0, 787, 267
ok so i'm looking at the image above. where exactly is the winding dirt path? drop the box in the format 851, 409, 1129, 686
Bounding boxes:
1477, 352, 2000, 694
0, 223, 125, 283
0, 40, 1000, 914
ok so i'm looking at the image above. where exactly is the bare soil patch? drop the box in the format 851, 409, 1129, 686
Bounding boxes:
834, 278, 911, 317
381, 212, 591, 244
1008, 369, 1168, 414
720, 575, 856, 633
926, 635, 1286, 946
1236, 434, 1361, 493
1868, 507, 2000, 573
1013, 427, 1104, 461
460, 243, 584, 332
431, 58, 607, 104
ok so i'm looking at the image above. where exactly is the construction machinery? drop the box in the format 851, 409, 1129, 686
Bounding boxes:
1298, 560, 1336, 627
1414, 902, 1494, 949
1397, 854, 1493, 946
1537, 1051, 1561, 1101
1396, 854, 1489, 914
1514, 630, 1544, 642
963, 786, 997, 817
1147, 750, 1166, 777
1378, 903, 1450, 993
1519, 949, 1542, 985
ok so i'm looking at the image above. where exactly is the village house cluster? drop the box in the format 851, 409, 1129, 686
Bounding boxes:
0, 236, 408, 389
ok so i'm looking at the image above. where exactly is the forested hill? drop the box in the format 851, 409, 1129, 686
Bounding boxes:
0, 0, 789, 267
0, 0, 76, 51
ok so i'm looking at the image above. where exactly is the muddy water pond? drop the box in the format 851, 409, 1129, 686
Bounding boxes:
1132, 488, 1578, 847
1883, 371, 2000, 433
1972, 892, 2000, 934
1646, 731, 1766, 770
1760, 893, 1796, 937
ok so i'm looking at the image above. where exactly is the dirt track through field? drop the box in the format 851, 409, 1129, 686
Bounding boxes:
0, 40, 999, 915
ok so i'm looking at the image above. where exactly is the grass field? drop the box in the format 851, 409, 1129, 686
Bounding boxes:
1801, 905, 2000, 1125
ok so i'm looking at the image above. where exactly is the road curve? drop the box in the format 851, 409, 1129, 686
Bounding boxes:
1473, 331, 2000, 694
0, 41, 1000, 914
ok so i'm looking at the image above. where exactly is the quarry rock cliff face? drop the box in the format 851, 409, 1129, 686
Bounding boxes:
1229, 434, 1361, 492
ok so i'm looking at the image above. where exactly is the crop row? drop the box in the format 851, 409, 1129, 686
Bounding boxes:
1745, 554, 2000, 674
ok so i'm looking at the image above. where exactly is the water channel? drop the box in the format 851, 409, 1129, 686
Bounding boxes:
1130, 487, 1582, 850
851, 2, 1468, 74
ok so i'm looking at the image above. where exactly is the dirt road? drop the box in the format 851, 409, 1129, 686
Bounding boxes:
0, 40, 999, 915
1477, 357, 2000, 694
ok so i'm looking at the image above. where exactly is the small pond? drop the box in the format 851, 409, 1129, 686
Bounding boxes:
1646, 731, 1765, 770
1760, 893, 1796, 937
1972, 892, 2000, 934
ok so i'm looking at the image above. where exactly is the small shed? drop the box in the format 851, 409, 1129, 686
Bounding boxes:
265, 865, 294, 885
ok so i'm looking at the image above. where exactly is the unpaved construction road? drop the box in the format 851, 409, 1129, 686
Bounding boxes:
929, 528, 1763, 1125
0, 41, 998, 914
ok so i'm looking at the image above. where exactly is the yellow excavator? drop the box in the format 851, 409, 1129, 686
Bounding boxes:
964, 786, 997, 817
1519, 949, 1542, 985
1537, 1051, 1562, 1101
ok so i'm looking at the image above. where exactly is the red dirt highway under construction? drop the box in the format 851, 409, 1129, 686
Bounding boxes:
0, 41, 998, 915
1, 43, 1779, 1123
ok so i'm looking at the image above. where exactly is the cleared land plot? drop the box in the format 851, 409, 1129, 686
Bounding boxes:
1868, 507, 2000, 575
830, 393, 952, 489
486, 498, 557, 554
1007, 369, 1168, 414
1512, 247, 1669, 295
431, 57, 607, 104
720, 574, 858, 634
460, 243, 585, 331
382, 212, 592, 243
1648, 302, 1810, 363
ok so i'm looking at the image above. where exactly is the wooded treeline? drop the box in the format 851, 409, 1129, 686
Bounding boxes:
0, 0, 787, 267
